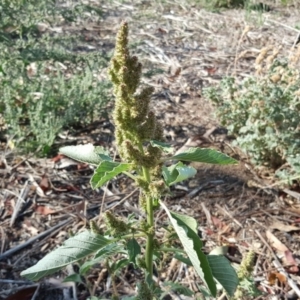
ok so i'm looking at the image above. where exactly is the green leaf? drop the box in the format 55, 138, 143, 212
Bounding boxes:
162, 281, 194, 297
174, 253, 192, 266
196, 284, 212, 299
21, 230, 110, 281
111, 258, 130, 273
209, 246, 229, 256
94, 242, 124, 259
209, 246, 228, 256
160, 202, 216, 297
90, 161, 132, 189
170, 147, 237, 165
162, 162, 197, 186
150, 140, 174, 154
59, 144, 111, 166
207, 255, 238, 297
127, 238, 141, 266
63, 274, 84, 284
238, 277, 261, 297
171, 212, 198, 233
80, 243, 123, 275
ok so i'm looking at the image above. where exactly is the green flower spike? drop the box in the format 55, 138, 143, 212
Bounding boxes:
108, 21, 164, 171
105, 211, 128, 237
108, 21, 167, 282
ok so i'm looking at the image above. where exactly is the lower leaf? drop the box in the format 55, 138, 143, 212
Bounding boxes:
21, 230, 111, 281
160, 201, 217, 297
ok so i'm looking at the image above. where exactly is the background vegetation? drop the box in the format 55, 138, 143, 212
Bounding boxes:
0, 0, 111, 155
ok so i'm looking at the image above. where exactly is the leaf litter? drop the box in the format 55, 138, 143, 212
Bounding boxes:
1, 0, 300, 299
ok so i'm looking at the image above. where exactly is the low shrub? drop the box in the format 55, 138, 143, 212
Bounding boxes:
0, 0, 111, 155
204, 46, 300, 183
196, 0, 257, 10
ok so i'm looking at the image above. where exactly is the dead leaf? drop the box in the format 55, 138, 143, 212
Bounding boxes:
287, 265, 299, 273
5, 286, 38, 300
35, 205, 56, 215
268, 272, 286, 285
276, 273, 287, 284
157, 27, 168, 34
52, 154, 64, 163
283, 250, 297, 267
211, 216, 224, 229
219, 223, 232, 235
266, 231, 298, 269
205, 228, 214, 236
286, 205, 300, 215
270, 221, 300, 232
208, 47, 217, 52
39, 174, 50, 192
268, 272, 277, 285
167, 66, 181, 81
204, 66, 217, 75
266, 230, 289, 252
65, 184, 81, 192
75, 200, 86, 217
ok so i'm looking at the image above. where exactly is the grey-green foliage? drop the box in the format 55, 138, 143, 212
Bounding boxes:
196, 0, 245, 10
196, 0, 273, 11
204, 59, 300, 182
0, 0, 111, 155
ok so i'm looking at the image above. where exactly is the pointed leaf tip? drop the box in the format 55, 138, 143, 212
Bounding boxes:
21, 230, 110, 281
207, 255, 239, 296
162, 162, 197, 186
160, 202, 217, 296
150, 140, 174, 154
90, 161, 132, 189
171, 147, 237, 165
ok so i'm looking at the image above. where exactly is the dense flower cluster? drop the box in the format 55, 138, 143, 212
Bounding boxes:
108, 22, 163, 170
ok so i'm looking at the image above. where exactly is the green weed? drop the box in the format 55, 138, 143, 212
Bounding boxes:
21, 22, 239, 299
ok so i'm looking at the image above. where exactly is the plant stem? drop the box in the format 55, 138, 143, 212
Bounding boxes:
145, 197, 154, 281
159, 247, 185, 254
106, 259, 118, 298
143, 166, 154, 282
122, 171, 136, 181
135, 142, 155, 281
111, 233, 146, 242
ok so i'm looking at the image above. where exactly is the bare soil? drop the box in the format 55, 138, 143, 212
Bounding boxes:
1, 1, 300, 299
